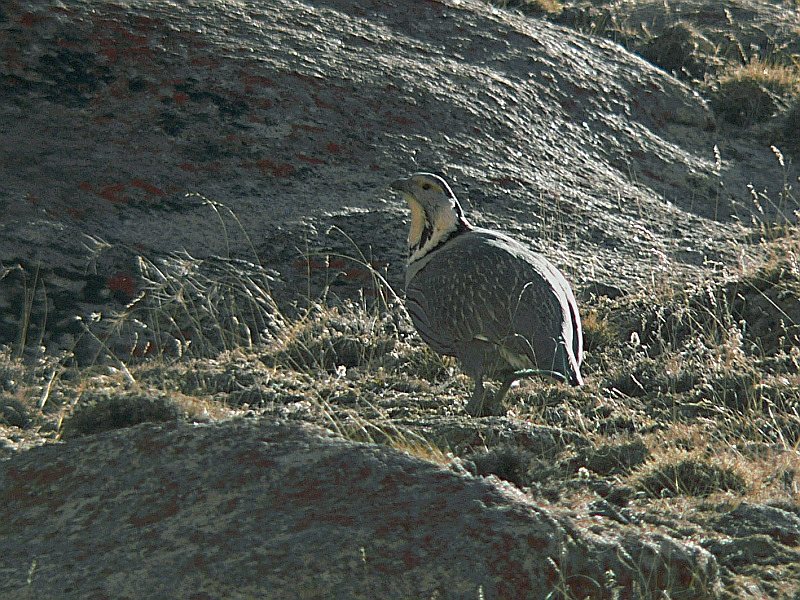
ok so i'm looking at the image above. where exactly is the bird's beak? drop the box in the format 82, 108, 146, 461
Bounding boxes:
390, 178, 412, 194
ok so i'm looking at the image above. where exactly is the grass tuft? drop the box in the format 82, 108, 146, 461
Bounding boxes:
124, 253, 285, 358
711, 59, 800, 126
61, 392, 182, 438
580, 306, 618, 353
637, 457, 748, 498
570, 438, 649, 476
488, 0, 564, 15
491, 0, 563, 15
468, 446, 535, 487
266, 299, 399, 372
638, 21, 713, 79
3, 182, 800, 596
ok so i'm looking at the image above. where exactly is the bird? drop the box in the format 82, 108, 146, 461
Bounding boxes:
391, 172, 583, 417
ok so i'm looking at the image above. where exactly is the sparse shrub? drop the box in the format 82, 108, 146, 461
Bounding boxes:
553, 5, 633, 45
175, 360, 262, 395
269, 300, 399, 372
608, 355, 696, 398
751, 378, 800, 412
104, 252, 285, 360
468, 446, 532, 487
693, 362, 761, 412
467, 446, 566, 488
713, 78, 778, 126
581, 308, 618, 353
61, 393, 181, 438
637, 458, 747, 498
753, 410, 800, 447
0, 395, 31, 428
490, 0, 563, 15
711, 60, 800, 126
400, 344, 457, 383
382, 435, 451, 466
516, 383, 593, 432
570, 438, 649, 475
731, 287, 800, 356
637, 22, 714, 80
624, 257, 800, 363
228, 384, 313, 407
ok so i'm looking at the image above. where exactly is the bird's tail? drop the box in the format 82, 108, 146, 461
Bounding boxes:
567, 355, 583, 386
559, 341, 584, 387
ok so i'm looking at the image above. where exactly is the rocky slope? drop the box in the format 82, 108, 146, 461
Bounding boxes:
1, 0, 796, 359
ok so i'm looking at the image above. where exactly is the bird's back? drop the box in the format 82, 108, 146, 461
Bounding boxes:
405, 228, 583, 384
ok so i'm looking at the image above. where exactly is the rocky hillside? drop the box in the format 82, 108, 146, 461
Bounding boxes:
1, 0, 799, 598
1, 0, 796, 359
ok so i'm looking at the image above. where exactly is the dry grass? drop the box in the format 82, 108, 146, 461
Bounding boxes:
4, 3, 800, 595
720, 59, 800, 94
579, 305, 618, 353
528, 0, 800, 156
490, 0, 563, 15
5, 223, 799, 444
264, 298, 400, 372
711, 59, 800, 126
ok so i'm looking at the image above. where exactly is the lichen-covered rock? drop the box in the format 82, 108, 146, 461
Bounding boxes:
0, 419, 720, 599
711, 503, 800, 546
1, 0, 795, 357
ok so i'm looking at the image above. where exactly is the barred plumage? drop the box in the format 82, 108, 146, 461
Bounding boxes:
391, 173, 583, 416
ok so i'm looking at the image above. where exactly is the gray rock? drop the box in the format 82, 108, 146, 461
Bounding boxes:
0, 419, 720, 599
704, 534, 800, 569
712, 502, 800, 546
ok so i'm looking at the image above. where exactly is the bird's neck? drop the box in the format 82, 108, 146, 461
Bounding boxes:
407, 211, 471, 266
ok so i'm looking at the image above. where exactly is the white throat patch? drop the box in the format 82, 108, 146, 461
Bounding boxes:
406, 198, 459, 266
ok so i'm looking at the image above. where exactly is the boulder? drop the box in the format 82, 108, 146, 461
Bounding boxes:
0, 419, 720, 598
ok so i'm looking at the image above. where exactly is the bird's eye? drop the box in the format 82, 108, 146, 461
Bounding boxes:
422, 183, 431, 190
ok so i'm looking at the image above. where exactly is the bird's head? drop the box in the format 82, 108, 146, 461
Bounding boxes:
391, 173, 471, 263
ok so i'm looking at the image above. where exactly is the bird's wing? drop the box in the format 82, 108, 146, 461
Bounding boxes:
421, 231, 582, 376
531, 252, 583, 367
504, 250, 583, 382
408, 234, 558, 342
405, 278, 457, 355
406, 229, 583, 384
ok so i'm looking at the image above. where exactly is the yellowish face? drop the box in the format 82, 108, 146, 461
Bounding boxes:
406, 196, 427, 248
401, 175, 448, 245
